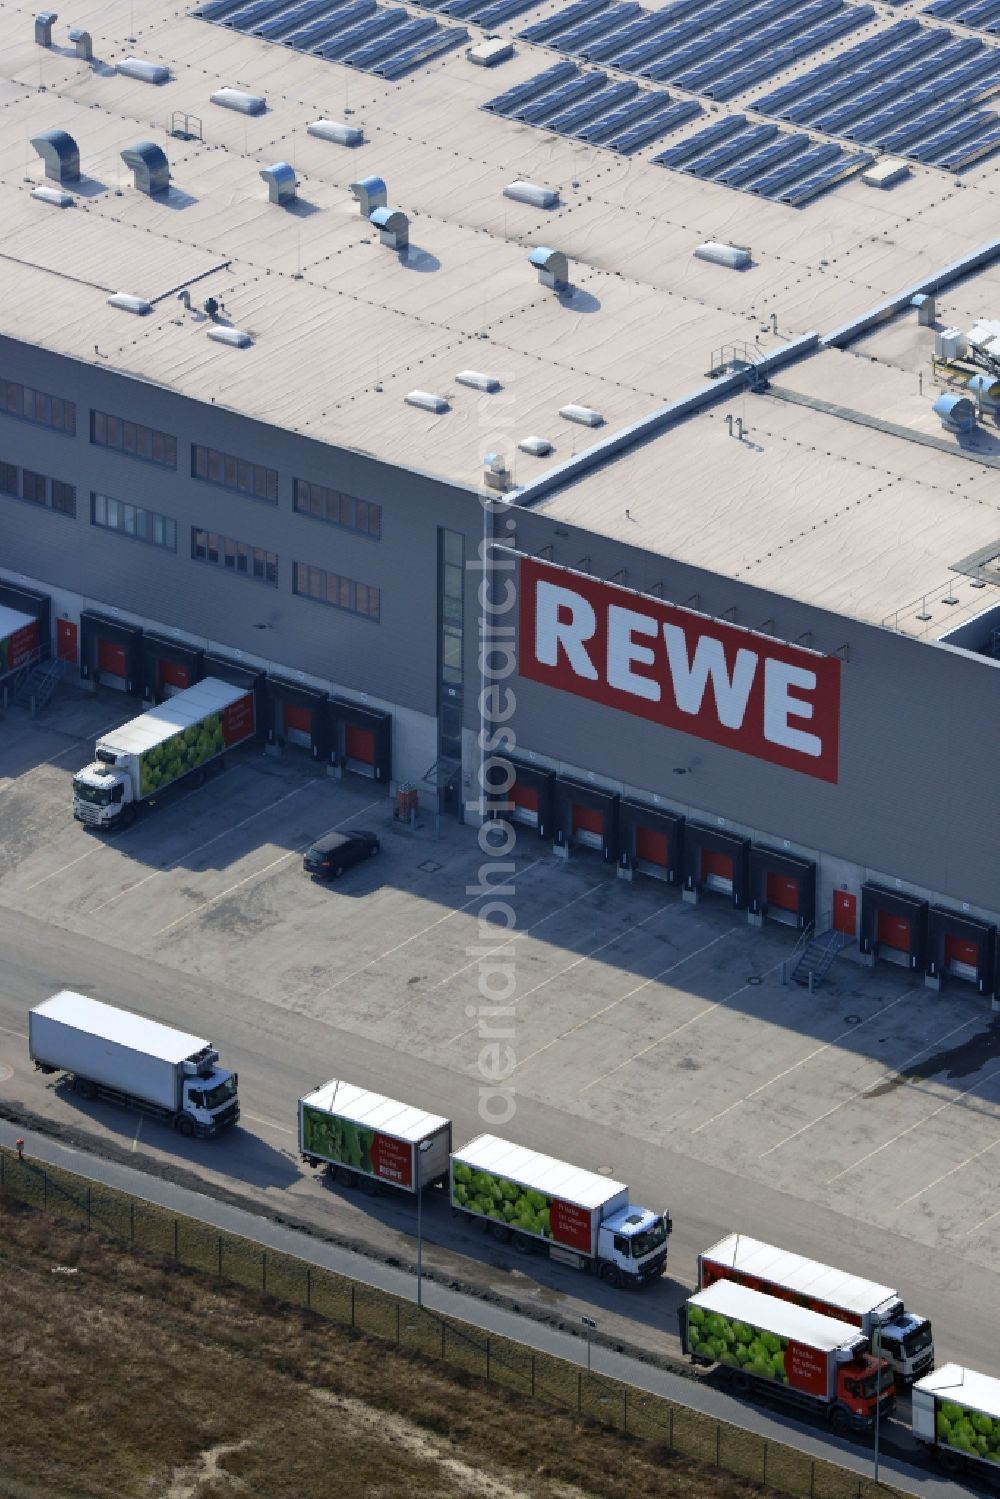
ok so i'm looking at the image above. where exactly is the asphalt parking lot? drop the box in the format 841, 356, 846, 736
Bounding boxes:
1, 685, 999, 1278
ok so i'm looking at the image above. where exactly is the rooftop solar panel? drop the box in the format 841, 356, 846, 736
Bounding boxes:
686, 122, 778, 175
750, 141, 841, 193
518, 0, 611, 44
470, 0, 536, 21
252, 0, 331, 36
907, 108, 989, 161
288, 2, 376, 47
513, 70, 607, 122
544, 4, 644, 53
544, 78, 638, 132
318, 8, 407, 56
780, 149, 871, 204
952, 0, 1000, 24
195, 0, 250, 18
652, 115, 747, 166
933, 119, 1000, 167
606, 98, 703, 151
922, 0, 966, 13
483, 60, 578, 112
573, 88, 667, 140
581, 10, 675, 60
717, 130, 812, 185
375, 22, 467, 72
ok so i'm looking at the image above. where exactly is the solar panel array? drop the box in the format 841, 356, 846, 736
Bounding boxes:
193, 0, 468, 77
924, 0, 1000, 35
754, 17, 1000, 169
518, 0, 874, 101
653, 116, 872, 202
483, 62, 703, 151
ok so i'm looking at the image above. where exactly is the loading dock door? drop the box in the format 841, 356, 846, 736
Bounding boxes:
945, 933, 979, 983
878, 910, 911, 953
345, 724, 375, 772
98, 638, 127, 677
834, 891, 857, 936
636, 825, 669, 873
511, 782, 540, 827
702, 848, 734, 894
572, 803, 604, 850
283, 702, 313, 749
158, 659, 190, 697
766, 871, 799, 913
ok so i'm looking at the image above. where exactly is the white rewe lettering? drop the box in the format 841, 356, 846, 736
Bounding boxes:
763, 659, 821, 757
662, 624, 757, 729
535, 581, 598, 679
607, 605, 660, 702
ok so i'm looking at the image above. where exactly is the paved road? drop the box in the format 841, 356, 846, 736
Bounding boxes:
0, 1118, 966, 1499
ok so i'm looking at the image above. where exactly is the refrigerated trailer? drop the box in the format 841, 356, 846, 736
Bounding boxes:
299, 1080, 451, 1192
681, 1281, 895, 1432
72, 677, 256, 830
450, 1134, 670, 1287
699, 1233, 934, 1384
0, 603, 40, 680
912, 1364, 1000, 1480
29, 991, 239, 1138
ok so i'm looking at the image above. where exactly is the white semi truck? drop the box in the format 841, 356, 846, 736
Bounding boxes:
699, 1233, 934, 1385
29, 991, 239, 1139
912, 1364, 1000, 1479
299, 1080, 451, 1192
450, 1134, 670, 1287
72, 676, 256, 830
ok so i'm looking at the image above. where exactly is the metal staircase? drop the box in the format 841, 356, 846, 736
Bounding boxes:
13, 656, 66, 716
789, 926, 853, 991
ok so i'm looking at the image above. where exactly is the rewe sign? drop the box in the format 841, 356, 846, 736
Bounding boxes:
519, 557, 840, 784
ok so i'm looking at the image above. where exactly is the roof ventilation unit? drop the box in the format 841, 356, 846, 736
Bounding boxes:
107, 293, 152, 315
117, 57, 170, 84
467, 37, 514, 66
308, 119, 364, 147
456, 370, 501, 392
694, 241, 751, 270
260, 162, 296, 205
31, 185, 74, 207
405, 390, 449, 413
370, 206, 408, 251
69, 28, 92, 60
504, 180, 559, 209
560, 403, 603, 427
933, 393, 976, 435
351, 175, 387, 216
35, 11, 57, 46
210, 88, 266, 115
968, 372, 1000, 411
529, 246, 569, 292
31, 128, 80, 184
861, 158, 909, 189
483, 452, 512, 491
911, 293, 935, 327
120, 141, 169, 196
935, 328, 968, 361
208, 326, 253, 348
518, 434, 552, 456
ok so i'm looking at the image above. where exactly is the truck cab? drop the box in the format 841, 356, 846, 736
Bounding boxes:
597, 1207, 671, 1285
872, 1311, 935, 1386
73, 758, 132, 828
183, 1068, 240, 1136
835, 1354, 897, 1430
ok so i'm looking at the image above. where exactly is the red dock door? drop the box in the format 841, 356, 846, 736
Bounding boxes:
511, 781, 540, 826
158, 659, 190, 696
877, 910, 911, 953
283, 702, 312, 749
702, 848, 734, 893
766, 871, 799, 913
345, 724, 375, 767
944, 933, 979, 982
97, 638, 127, 684
572, 803, 604, 850
636, 825, 669, 869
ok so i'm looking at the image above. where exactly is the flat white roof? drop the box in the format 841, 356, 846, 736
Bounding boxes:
690, 1280, 864, 1353
0, 604, 35, 637
31, 991, 210, 1063
703, 1233, 897, 1317
300, 1079, 449, 1142
99, 677, 248, 756
454, 1133, 626, 1209
916, 1363, 1000, 1420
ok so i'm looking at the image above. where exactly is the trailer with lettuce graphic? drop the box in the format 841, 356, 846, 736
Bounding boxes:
72, 677, 255, 829
912, 1364, 1000, 1478
450, 1134, 670, 1287
299, 1080, 451, 1193
680, 1281, 895, 1432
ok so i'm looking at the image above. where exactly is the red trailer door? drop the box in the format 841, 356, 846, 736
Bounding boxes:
97, 638, 127, 680
511, 781, 540, 826
877, 910, 911, 953
636, 825, 669, 871
766, 871, 799, 913
158, 659, 190, 696
702, 848, 734, 893
283, 702, 312, 748
944, 933, 979, 981
571, 803, 604, 850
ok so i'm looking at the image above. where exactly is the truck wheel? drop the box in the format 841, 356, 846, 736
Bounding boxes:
333, 865, 344, 879
74, 1077, 97, 1100
175, 1115, 196, 1138
938, 1449, 963, 1475
829, 1408, 851, 1436
730, 1370, 752, 1396
490, 1222, 511, 1243
513, 1232, 533, 1255
338, 1167, 358, 1188
599, 1263, 622, 1288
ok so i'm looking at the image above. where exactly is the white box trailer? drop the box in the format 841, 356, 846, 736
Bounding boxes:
450, 1134, 670, 1287
699, 1233, 934, 1384
912, 1364, 1000, 1478
0, 603, 40, 680
73, 676, 256, 830
299, 1080, 451, 1192
29, 991, 239, 1138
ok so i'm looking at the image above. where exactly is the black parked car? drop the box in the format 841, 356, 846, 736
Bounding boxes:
303, 829, 380, 879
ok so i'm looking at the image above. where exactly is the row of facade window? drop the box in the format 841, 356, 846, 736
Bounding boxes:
293, 563, 381, 622
192, 528, 278, 586
1, 460, 76, 516
92, 492, 177, 550
2, 381, 382, 536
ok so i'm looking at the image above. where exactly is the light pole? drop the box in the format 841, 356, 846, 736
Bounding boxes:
581, 1315, 597, 1373
415, 1138, 433, 1308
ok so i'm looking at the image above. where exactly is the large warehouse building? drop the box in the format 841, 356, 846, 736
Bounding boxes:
1, 0, 999, 996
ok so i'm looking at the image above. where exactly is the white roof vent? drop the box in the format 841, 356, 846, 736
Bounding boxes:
308, 119, 364, 147
210, 88, 266, 116
117, 57, 170, 84
107, 292, 152, 315
861, 158, 910, 189
560, 404, 603, 428
405, 390, 449, 413
518, 435, 552, 456
456, 370, 501, 392
483, 452, 512, 490
207, 326, 253, 349
505, 180, 559, 210
467, 37, 514, 66
694, 241, 751, 270
31, 184, 74, 207
934, 327, 968, 361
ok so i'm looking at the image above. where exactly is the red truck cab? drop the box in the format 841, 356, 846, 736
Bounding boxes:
837, 1354, 896, 1427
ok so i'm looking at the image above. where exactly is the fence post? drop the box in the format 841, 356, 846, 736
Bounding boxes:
43, 1169, 47, 1210
486, 1336, 491, 1383
396, 1301, 401, 1344
440, 1318, 445, 1359
173, 1219, 179, 1263
87, 1186, 92, 1229
578, 1371, 582, 1414
531, 1355, 535, 1398
623, 1387, 627, 1433
306, 1266, 311, 1309
762, 1441, 767, 1489
668, 1405, 674, 1451
130, 1202, 135, 1244
262, 1250, 267, 1294
218, 1235, 223, 1278
716, 1421, 721, 1466
351, 1282, 356, 1328
811, 1459, 816, 1499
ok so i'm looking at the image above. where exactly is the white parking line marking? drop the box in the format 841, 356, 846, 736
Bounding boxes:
0, 717, 126, 794
510, 927, 736, 1069
22, 846, 104, 892
318, 856, 544, 1000
826, 1065, 1000, 1185
581, 957, 784, 1094
896, 1131, 1000, 1212
87, 783, 310, 914
0, 1022, 29, 1041
691, 989, 916, 1134
759, 1015, 981, 1160
966, 1198, 1000, 1236
241, 1112, 295, 1135
150, 799, 384, 937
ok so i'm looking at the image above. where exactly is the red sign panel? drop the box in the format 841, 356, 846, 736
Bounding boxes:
519, 557, 841, 783
371, 1133, 413, 1189
549, 1197, 594, 1254
785, 1340, 829, 1398
701, 1259, 862, 1326
222, 692, 255, 747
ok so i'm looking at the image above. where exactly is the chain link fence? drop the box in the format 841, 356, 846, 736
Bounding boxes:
0, 1147, 905, 1499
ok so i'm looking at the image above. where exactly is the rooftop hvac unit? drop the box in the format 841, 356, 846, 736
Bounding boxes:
935, 327, 968, 362
933, 393, 976, 434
